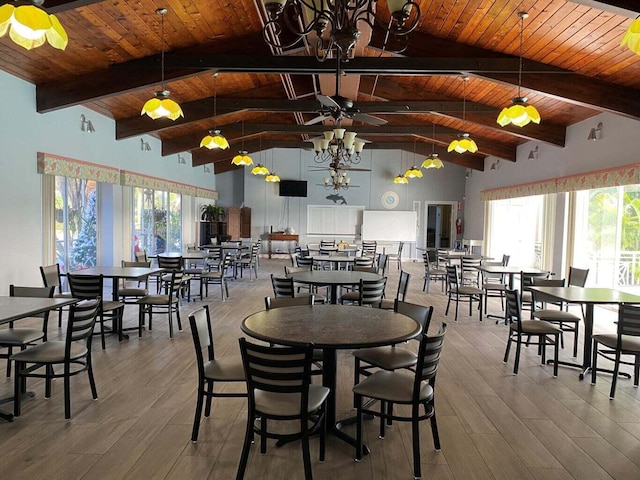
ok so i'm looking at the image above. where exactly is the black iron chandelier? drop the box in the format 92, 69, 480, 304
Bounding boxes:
260, 0, 421, 61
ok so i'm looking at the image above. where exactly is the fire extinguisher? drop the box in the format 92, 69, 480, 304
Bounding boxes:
456, 218, 463, 235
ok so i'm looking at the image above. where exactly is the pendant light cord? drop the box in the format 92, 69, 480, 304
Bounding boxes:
518, 14, 524, 98
159, 9, 166, 91
213, 73, 217, 129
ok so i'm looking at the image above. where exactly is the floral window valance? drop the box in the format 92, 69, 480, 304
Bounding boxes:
37, 152, 218, 199
480, 163, 640, 202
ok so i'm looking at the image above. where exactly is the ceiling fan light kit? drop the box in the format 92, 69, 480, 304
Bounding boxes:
0, 1, 68, 50
621, 16, 640, 55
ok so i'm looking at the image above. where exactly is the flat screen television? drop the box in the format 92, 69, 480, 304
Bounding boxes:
279, 180, 307, 197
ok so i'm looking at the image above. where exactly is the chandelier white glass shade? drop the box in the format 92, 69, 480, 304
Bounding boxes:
622, 16, 640, 55
141, 9, 183, 121
0, 1, 67, 50
324, 168, 351, 191
312, 128, 365, 165
231, 150, 254, 166
260, 0, 420, 61
496, 12, 540, 128
448, 133, 478, 154
421, 153, 444, 169
200, 129, 229, 149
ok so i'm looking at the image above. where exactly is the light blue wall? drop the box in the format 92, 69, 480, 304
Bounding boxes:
0, 70, 215, 292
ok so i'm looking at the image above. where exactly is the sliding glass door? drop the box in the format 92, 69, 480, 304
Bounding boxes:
572, 185, 640, 288
133, 187, 182, 256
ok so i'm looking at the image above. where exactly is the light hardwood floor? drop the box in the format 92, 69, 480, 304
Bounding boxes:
1, 258, 639, 480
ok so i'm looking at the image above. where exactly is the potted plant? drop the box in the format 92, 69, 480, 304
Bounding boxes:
201, 204, 225, 222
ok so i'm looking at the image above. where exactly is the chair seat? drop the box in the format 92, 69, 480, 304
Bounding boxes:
511, 320, 562, 335
353, 346, 418, 370
340, 290, 360, 301
0, 327, 44, 345
54, 292, 73, 299
254, 384, 329, 417
103, 300, 125, 312
533, 310, 581, 322
592, 333, 640, 353
429, 268, 446, 276
11, 341, 87, 363
202, 271, 223, 279
455, 286, 483, 295
353, 370, 433, 404
380, 299, 395, 310
184, 268, 204, 275
483, 283, 506, 292
119, 287, 148, 297
137, 295, 178, 305
204, 357, 245, 382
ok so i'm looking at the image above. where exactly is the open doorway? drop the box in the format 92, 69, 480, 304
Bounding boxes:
424, 202, 456, 249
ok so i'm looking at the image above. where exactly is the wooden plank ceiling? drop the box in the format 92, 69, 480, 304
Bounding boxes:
2, 0, 639, 172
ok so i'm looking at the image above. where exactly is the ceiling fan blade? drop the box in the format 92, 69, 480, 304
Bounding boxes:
317, 94, 341, 109
304, 114, 329, 126
352, 112, 387, 126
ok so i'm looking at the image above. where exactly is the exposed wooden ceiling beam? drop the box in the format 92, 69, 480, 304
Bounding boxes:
164, 121, 515, 161
568, 1, 638, 16
369, 30, 640, 120
192, 139, 486, 170
0, 0, 105, 12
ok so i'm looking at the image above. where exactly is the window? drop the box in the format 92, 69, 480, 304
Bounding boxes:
55, 177, 97, 273
133, 187, 182, 256
572, 185, 640, 288
486, 195, 548, 268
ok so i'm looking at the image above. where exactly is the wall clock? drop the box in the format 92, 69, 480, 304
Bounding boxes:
381, 191, 399, 209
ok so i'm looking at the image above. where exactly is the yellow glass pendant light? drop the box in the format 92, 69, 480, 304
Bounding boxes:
265, 172, 280, 182
0, 2, 68, 50
404, 165, 422, 178
621, 16, 640, 55
448, 77, 478, 154
422, 153, 444, 169
496, 12, 540, 128
393, 173, 408, 184
251, 164, 269, 175
141, 9, 183, 121
200, 73, 229, 149
232, 150, 253, 166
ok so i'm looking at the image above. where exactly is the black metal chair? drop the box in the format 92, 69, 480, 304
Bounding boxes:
1, 285, 54, 377
118, 260, 150, 305
188, 305, 246, 443
423, 251, 446, 293
11, 298, 101, 419
444, 265, 483, 322
386, 241, 404, 270
353, 323, 447, 480
481, 260, 507, 316
503, 289, 561, 376
380, 271, 410, 310
200, 253, 234, 301
137, 271, 183, 338
591, 304, 640, 399
67, 274, 125, 349
340, 277, 387, 307
236, 338, 329, 480
40, 263, 72, 327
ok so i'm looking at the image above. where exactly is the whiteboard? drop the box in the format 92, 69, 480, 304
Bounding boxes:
362, 210, 417, 242
307, 205, 364, 236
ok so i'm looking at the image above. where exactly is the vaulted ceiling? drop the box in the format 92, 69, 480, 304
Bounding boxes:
3, 0, 640, 174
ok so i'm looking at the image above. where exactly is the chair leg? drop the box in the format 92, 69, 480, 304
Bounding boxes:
319, 407, 326, 462
553, 333, 559, 377
64, 364, 71, 419
204, 380, 214, 417
591, 339, 599, 385
191, 384, 205, 443
353, 358, 361, 409
5, 346, 13, 377
514, 336, 522, 375
13, 361, 22, 417
100, 314, 106, 350
504, 335, 512, 363
573, 324, 579, 358
176, 305, 182, 331
411, 404, 422, 480
235, 413, 254, 480
355, 394, 363, 461
87, 354, 98, 399
168, 307, 174, 339
379, 400, 386, 439
429, 401, 441, 450
260, 417, 267, 454
300, 418, 313, 480
45, 365, 53, 398
610, 350, 622, 399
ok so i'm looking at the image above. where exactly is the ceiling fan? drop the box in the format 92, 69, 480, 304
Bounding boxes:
305, 55, 388, 127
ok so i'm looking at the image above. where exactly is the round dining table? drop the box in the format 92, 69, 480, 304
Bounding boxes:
241, 304, 421, 451
289, 270, 382, 304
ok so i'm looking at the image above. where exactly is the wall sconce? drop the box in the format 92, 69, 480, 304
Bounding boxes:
490, 159, 500, 171
203, 164, 212, 174
464, 169, 472, 179
587, 122, 603, 141
178, 154, 186, 165
141, 139, 151, 151
528, 146, 538, 160
80, 114, 95, 133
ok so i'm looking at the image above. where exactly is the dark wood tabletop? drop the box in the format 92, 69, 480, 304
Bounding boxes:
308, 255, 355, 262
242, 304, 420, 349
68, 266, 163, 278
289, 270, 382, 285
528, 287, 640, 304
0, 296, 79, 325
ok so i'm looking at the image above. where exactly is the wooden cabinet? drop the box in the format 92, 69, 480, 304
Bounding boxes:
227, 207, 251, 240
199, 221, 229, 246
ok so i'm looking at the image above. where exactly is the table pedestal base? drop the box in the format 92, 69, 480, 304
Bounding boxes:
545, 359, 632, 380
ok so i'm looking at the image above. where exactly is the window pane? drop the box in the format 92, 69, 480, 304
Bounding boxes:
132, 187, 182, 256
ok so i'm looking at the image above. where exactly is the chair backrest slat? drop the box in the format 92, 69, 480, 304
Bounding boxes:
396, 301, 433, 332
414, 323, 447, 395
157, 255, 183, 270
271, 274, 295, 298
396, 271, 410, 301
40, 264, 63, 292
67, 274, 104, 301
358, 278, 387, 307
619, 304, 640, 337
67, 299, 100, 344
568, 267, 589, 287
10, 285, 55, 321
265, 296, 314, 310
